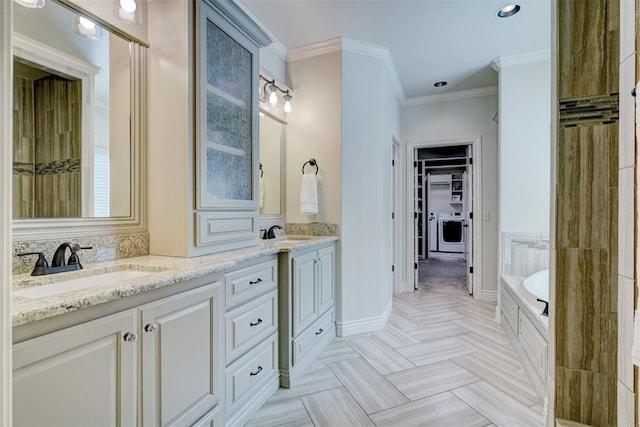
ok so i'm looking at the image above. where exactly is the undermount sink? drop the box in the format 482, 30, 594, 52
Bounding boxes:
275, 236, 315, 244
13, 266, 162, 299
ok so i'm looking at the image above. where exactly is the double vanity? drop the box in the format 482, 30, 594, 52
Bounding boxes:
12, 236, 337, 426
8, 0, 332, 425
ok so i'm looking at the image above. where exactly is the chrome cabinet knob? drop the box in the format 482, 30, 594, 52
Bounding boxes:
144, 323, 158, 333
123, 332, 138, 343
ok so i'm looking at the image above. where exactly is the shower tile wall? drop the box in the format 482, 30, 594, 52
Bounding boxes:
12, 76, 34, 219
12, 75, 82, 219
556, 0, 619, 424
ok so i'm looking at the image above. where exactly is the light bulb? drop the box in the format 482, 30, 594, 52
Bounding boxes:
120, 0, 136, 13
269, 89, 278, 106
79, 16, 96, 30
283, 93, 292, 113
73, 15, 103, 39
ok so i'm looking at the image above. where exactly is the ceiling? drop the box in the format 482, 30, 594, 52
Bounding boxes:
235, 0, 551, 100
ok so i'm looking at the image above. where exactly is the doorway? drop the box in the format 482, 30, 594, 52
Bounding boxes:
406, 137, 482, 298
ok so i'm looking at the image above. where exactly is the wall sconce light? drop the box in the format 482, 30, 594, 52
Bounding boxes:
14, 0, 45, 8
260, 74, 293, 114
73, 15, 103, 39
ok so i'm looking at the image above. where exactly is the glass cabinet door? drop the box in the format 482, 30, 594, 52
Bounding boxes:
197, 2, 258, 209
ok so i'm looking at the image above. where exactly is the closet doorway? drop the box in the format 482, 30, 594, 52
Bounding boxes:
408, 138, 482, 297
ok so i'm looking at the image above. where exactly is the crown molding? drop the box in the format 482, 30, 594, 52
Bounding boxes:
287, 37, 344, 62
402, 86, 498, 107
288, 37, 405, 102
490, 49, 551, 71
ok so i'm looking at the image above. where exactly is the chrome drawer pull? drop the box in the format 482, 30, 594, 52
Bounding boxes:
250, 318, 263, 327
315, 328, 324, 335
249, 366, 263, 376
249, 278, 263, 285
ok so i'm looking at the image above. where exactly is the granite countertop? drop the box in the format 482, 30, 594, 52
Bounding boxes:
12, 236, 338, 327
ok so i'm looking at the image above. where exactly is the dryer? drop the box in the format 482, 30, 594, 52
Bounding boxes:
438, 212, 464, 253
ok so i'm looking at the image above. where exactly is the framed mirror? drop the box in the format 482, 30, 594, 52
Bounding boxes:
259, 109, 285, 219
12, 0, 146, 240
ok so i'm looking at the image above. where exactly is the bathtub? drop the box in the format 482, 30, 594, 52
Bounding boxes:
523, 269, 549, 303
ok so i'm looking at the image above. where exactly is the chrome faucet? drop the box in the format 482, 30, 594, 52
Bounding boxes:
262, 225, 283, 240
18, 243, 92, 276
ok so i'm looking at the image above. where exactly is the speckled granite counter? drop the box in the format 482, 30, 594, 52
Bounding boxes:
12, 236, 338, 327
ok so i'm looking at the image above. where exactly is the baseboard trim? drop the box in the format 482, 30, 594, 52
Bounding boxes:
337, 299, 392, 337
480, 290, 497, 302
396, 281, 412, 293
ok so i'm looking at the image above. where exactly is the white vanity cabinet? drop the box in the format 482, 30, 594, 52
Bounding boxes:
147, 0, 271, 257
140, 284, 223, 426
13, 309, 138, 426
224, 256, 280, 426
279, 243, 336, 388
13, 282, 224, 427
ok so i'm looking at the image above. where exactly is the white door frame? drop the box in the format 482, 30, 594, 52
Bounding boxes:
392, 137, 408, 294
404, 136, 483, 299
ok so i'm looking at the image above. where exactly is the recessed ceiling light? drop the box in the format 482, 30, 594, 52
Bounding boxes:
497, 4, 521, 18
434, 81, 448, 88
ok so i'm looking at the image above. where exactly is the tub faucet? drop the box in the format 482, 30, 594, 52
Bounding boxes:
537, 298, 549, 317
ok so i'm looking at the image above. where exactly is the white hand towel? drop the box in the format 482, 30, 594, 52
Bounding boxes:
300, 173, 318, 214
632, 309, 640, 366
259, 175, 264, 208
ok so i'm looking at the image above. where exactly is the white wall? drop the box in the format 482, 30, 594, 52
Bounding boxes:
496, 58, 551, 234
341, 50, 400, 326
402, 94, 499, 294
286, 44, 400, 334
286, 52, 343, 225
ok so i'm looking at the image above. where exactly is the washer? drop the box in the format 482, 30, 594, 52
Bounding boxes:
438, 212, 464, 253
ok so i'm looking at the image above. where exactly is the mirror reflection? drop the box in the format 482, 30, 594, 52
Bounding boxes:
259, 112, 284, 216
12, 0, 132, 219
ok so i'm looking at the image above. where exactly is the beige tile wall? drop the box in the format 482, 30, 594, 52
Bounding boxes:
556, 0, 620, 424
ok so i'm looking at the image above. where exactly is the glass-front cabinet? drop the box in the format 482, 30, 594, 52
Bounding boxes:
197, 6, 256, 208
147, 0, 270, 257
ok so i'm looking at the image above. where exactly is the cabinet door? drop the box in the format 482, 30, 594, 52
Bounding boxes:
13, 310, 137, 426
317, 246, 335, 315
141, 283, 222, 426
196, 1, 259, 210
292, 251, 319, 336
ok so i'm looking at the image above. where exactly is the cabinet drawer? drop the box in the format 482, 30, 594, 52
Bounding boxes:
225, 259, 277, 308
225, 290, 277, 363
518, 313, 547, 379
195, 211, 257, 249
225, 334, 278, 415
501, 288, 519, 335
293, 308, 334, 367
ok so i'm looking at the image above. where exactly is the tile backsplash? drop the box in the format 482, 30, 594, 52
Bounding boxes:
12, 232, 149, 275
285, 223, 339, 236
502, 232, 549, 277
